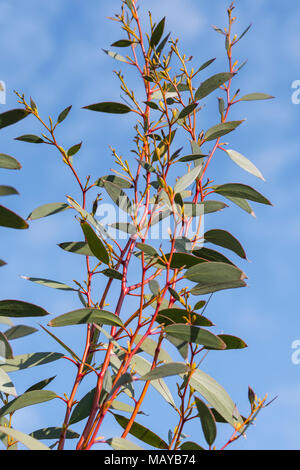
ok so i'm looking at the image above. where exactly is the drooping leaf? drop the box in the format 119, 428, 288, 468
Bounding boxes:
165, 324, 225, 349
225, 149, 265, 181
0, 109, 29, 130
80, 220, 110, 265
83, 102, 131, 114
58, 241, 94, 257
0, 185, 19, 196
222, 194, 255, 217
214, 183, 272, 205
204, 229, 247, 259
166, 335, 188, 360
110, 222, 137, 235
139, 362, 189, 381
0, 368, 17, 397
211, 334, 247, 350
104, 181, 132, 213
69, 387, 106, 425
196, 57, 216, 73
136, 243, 158, 257
101, 268, 123, 281
202, 200, 228, 214
195, 397, 217, 446
239, 92, 274, 101
107, 437, 143, 451
174, 165, 201, 193
0, 153, 21, 170
184, 261, 246, 284
30, 427, 79, 440
48, 308, 123, 328
0, 205, 28, 229
204, 121, 243, 141
0, 426, 50, 450
102, 49, 128, 63
113, 413, 168, 449
195, 73, 234, 100
25, 376, 56, 393
27, 202, 69, 220
193, 247, 235, 266
0, 352, 63, 372
0, 332, 13, 359
177, 102, 198, 120
21, 276, 75, 291
156, 308, 213, 327
149, 279, 160, 296
0, 390, 57, 418
150, 17, 166, 48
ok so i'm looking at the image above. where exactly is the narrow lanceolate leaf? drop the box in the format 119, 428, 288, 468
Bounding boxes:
225, 149, 265, 181
202, 200, 228, 214
0, 426, 50, 450
82, 102, 131, 114
195, 73, 234, 100
0, 205, 28, 229
214, 334, 247, 350
104, 181, 132, 213
30, 427, 79, 440
113, 414, 168, 449
48, 308, 123, 328
239, 93, 274, 101
165, 324, 225, 349
204, 229, 247, 259
0, 300, 49, 318
204, 121, 243, 141
223, 195, 255, 217
101, 268, 122, 281
40, 325, 81, 363
185, 262, 246, 284
0, 332, 13, 359
69, 387, 107, 425
214, 183, 272, 205
0, 109, 29, 130
195, 397, 217, 446
102, 49, 128, 63
133, 335, 172, 363
0, 368, 17, 397
191, 280, 246, 295
58, 241, 94, 256
140, 362, 189, 381
67, 142, 82, 157
21, 276, 75, 291
0, 390, 57, 418
14, 134, 44, 144
107, 437, 144, 451
111, 39, 134, 47
27, 202, 69, 220
57, 105, 72, 124
0, 352, 63, 373
4, 325, 38, 341
0, 153, 21, 170
177, 102, 198, 120
95, 174, 133, 189
0, 185, 19, 196
150, 17, 166, 48
188, 369, 243, 428
197, 57, 216, 73
156, 308, 213, 327
110, 222, 137, 235
193, 247, 235, 266
166, 335, 188, 360
174, 165, 201, 194
80, 220, 109, 265
25, 376, 56, 393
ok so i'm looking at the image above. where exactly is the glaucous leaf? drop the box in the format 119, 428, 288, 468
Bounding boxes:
0, 332, 13, 359
214, 183, 272, 205
58, 241, 94, 256
4, 325, 38, 341
0, 153, 21, 170
30, 427, 79, 440
0, 426, 49, 450
239, 93, 274, 101
0, 390, 57, 418
0, 352, 63, 372
0, 300, 49, 318
21, 276, 75, 291
48, 308, 123, 328
27, 202, 69, 220
156, 308, 213, 327
139, 362, 189, 381
25, 376, 56, 393
195, 397, 217, 446
174, 165, 201, 193
80, 220, 110, 265
107, 437, 143, 450
184, 261, 246, 284
204, 229, 246, 259
195, 73, 234, 100
165, 324, 225, 349
204, 121, 243, 141
0, 368, 17, 397
225, 149, 265, 181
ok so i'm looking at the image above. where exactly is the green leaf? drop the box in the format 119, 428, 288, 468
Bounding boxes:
111, 39, 134, 47
150, 17, 166, 48
184, 261, 246, 284
180, 441, 205, 450
0, 426, 50, 450
195, 397, 217, 446
197, 57, 216, 73
0, 368, 17, 397
133, 334, 172, 363
0, 205, 28, 229
140, 362, 189, 381
0, 109, 29, 130
149, 279, 160, 296
57, 105, 72, 124
0, 390, 57, 418
174, 165, 201, 193
113, 413, 168, 449
0, 153, 21, 170
14, 134, 44, 144
25, 376, 56, 393
101, 268, 123, 281
204, 229, 246, 259
202, 200, 228, 214
69, 387, 107, 425
214, 183, 272, 205
193, 247, 235, 266
0, 352, 63, 372
83, 102, 131, 114
110, 400, 135, 414
21, 276, 75, 291
0, 260, 6, 267
40, 325, 81, 363
136, 243, 158, 257
67, 142, 82, 157
223, 194, 255, 217
204, 121, 244, 141
104, 181, 132, 213
58, 241, 94, 256
214, 334, 247, 350
188, 369, 243, 428
191, 280, 246, 295
225, 149, 265, 181
110, 222, 137, 235
0, 300, 49, 318
103, 49, 128, 63
95, 174, 133, 189
156, 308, 213, 327
235, 24, 252, 43
48, 308, 123, 328
193, 300, 206, 310
177, 102, 198, 120
165, 324, 225, 349
0, 332, 13, 359
107, 437, 143, 451
239, 93, 274, 101
178, 154, 206, 163
156, 32, 171, 55
81, 221, 109, 265
195, 73, 234, 100
166, 335, 188, 360
27, 202, 69, 220
30, 427, 79, 440
0, 185, 19, 196
4, 325, 38, 341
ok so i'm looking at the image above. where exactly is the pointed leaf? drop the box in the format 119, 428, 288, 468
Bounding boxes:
0, 332, 13, 359
165, 324, 225, 349
69, 387, 106, 425
0, 426, 50, 450
48, 308, 123, 328
83, 102, 131, 114
111, 39, 134, 47
204, 229, 246, 259
40, 325, 81, 363
0, 390, 57, 418
214, 183, 272, 205
15, 134, 44, 144
150, 17, 165, 47
57, 105, 72, 124
156, 308, 213, 327
0, 368, 17, 397
25, 376, 56, 393
0, 154, 21, 170
21, 276, 75, 291
95, 174, 133, 189
180, 441, 205, 450
103, 49, 128, 63
0, 109, 29, 130
27, 202, 69, 220
107, 437, 143, 450
58, 241, 94, 256
204, 121, 243, 141
0, 185, 19, 196
184, 261, 246, 284
67, 142, 82, 157
225, 149, 265, 181
195, 73, 234, 100
80, 221, 109, 265
104, 181, 132, 213
174, 165, 201, 193
4, 325, 38, 341
0, 352, 63, 372
113, 413, 168, 449
0, 205, 28, 229
0, 300, 49, 318
30, 427, 79, 440
177, 102, 198, 120
140, 362, 189, 381
191, 280, 246, 295
239, 93, 274, 101
195, 397, 217, 446
223, 195, 255, 217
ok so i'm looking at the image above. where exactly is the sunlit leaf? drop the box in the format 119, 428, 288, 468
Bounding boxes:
225, 149, 265, 181
204, 121, 244, 141
25, 376, 56, 393
0, 205, 28, 229
0, 154, 21, 170
204, 229, 247, 259
214, 183, 272, 205
58, 241, 94, 256
113, 413, 168, 449
27, 202, 69, 220
0, 368, 17, 397
195, 73, 234, 100
156, 308, 213, 327
107, 437, 143, 450
0, 426, 50, 450
0, 352, 63, 372
0, 390, 57, 418
174, 165, 201, 193
83, 102, 131, 114
0, 109, 29, 130
21, 276, 75, 291
165, 324, 225, 349
0, 332, 13, 359
239, 92, 274, 101
48, 308, 123, 328
139, 362, 189, 381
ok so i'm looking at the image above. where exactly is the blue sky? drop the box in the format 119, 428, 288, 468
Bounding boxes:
1, 0, 300, 450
